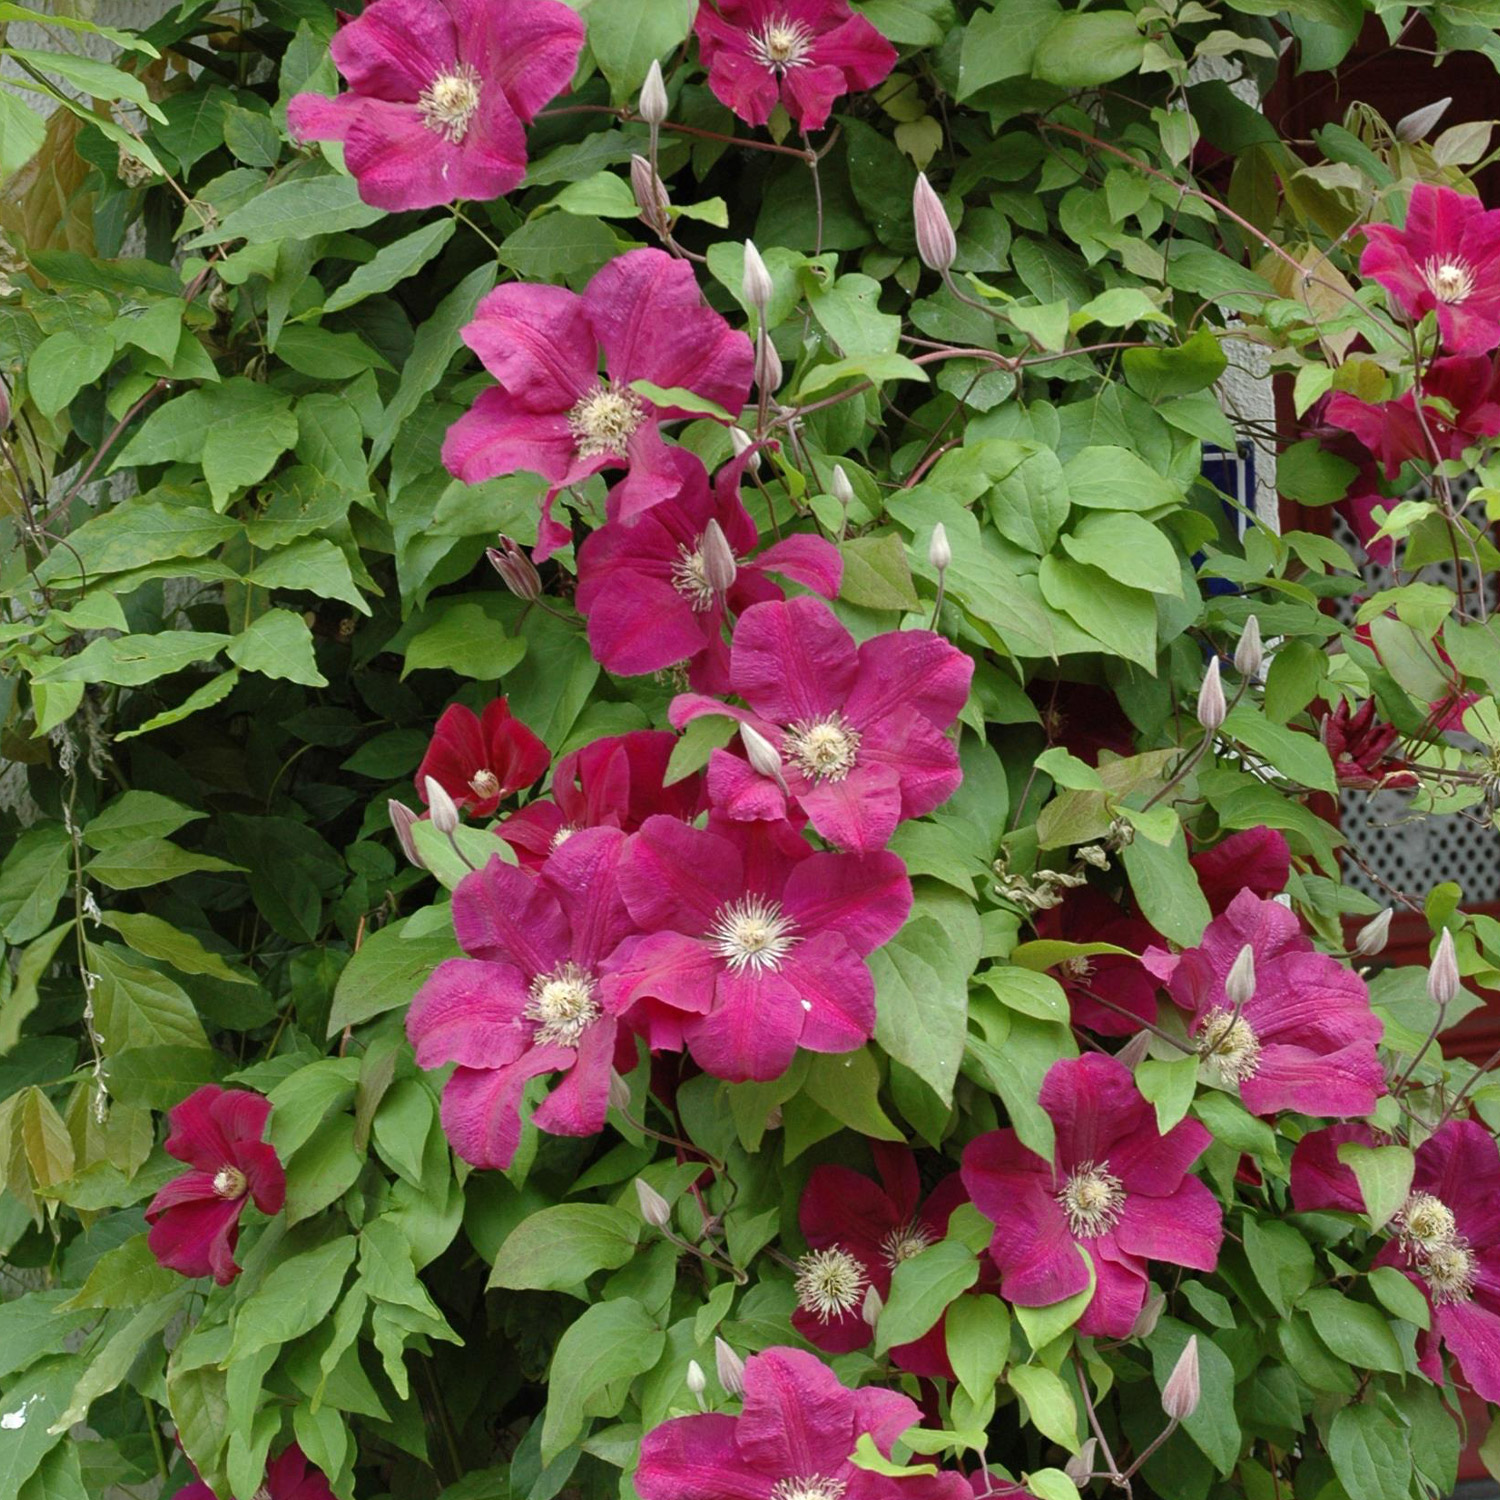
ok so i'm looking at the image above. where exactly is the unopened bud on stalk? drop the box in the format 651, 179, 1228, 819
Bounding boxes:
1225, 944, 1256, 1007
700, 518, 738, 593
716, 1336, 746, 1397
1116, 1030, 1151, 1071
1197, 655, 1226, 733
1355, 908, 1393, 958
913, 172, 957, 273
487, 535, 542, 602
424, 776, 459, 836
831, 464, 855, 510
1429, 927, 1460, 1006
861, 1285, 883, 1327
928, 522, 952, 574
0, 382, 10, 432
740, 722, 786, 787
729, 425, 761, 473
1132, 1290, 1165, 1339
755, 335, 782, 394
388, 800, 425, 869
635, 1177, 672, 1230
631, 154, 671, 236
639, 59, 669, 126
1065, 1440, 1098, 1487
608, 1069, 632, 1113
743, 239, 774, 313
1395, 96, 1451, 142
685, 1360, 706, 1397
1161, 1335, 1201, 1420
1234, 613, 1263, 678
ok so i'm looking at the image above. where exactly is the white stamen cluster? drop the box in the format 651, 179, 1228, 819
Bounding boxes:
469, 768, 500, 800
524, 961, 601, 1048
1422, 256, 1477, 305
213, 1165, 248, 1200
784, 713, 861, 782
1058, 1161, 1125, 1239
772, 1479, 848, 1500
881, 1221, 934, 1267
794, 1248, 867, 1320
418, 62, 483, 144
1392, 1189, 1476, 1305
1423, 1240, 1477, 1305
709, 895, 799, 974
751, 16, 817, 72
671, 541, 717, 611
1396, 1191, 1458, 1254
1196, 1007, 1262, 1084
568, 382, 648, 458
1060, 956, 1095, 982
550, 824, 578, 851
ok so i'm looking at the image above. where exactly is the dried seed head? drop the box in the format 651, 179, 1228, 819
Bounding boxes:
928, 522, 952, 573
1234, 613, 1263, 678
1429, 927, 1460, 1007
1355, 908, 1393, 957
913, 172, 957, 273
424, 776, 460, 835
1161, 1335, 1201, 1420
388, 800, 425, 869
743, 239, 774, 313
1197, 655, 1226, 733
635, 1177, 672, 1230
639, 59, 669, 126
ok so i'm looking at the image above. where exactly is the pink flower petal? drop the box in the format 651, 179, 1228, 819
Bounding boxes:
442, 389, 579, 487
463, 282, 596, 412
780, 932, 876, 1057
732, 597, 860, 725
405, 957, 532, 1070
781, 849, 911, 955
439, 1049, 566, 1170
452, 854, 570, 975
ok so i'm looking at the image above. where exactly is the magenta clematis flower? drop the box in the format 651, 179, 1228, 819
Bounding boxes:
1033, 888, 1159, 1038
443, 249, 754, 560
174, 1444, 333, 1500
962, 1054, 1223, 1340
416, 698, 550, 820
693, 0, 898, 132
613, 813, 911, 1081
636, 1345, 970, 1500
1293, 1120, 1500, 1402
499, 730, 707, 871
145, 1085, 285, 1287
1360, 183, 1500, 355
576, 449, 842, 691
1142, 890, 1385, 1118
1189, 826, 1290, 916
793, 1142, 982, 1377
286, 0, 584, 212
672, 596, 973, 854
1325, 355, 1500, 477
406, 828, 638, 1169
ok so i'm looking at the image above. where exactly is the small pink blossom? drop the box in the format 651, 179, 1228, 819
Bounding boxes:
694, 0, 898, 132
416, 698, 550, 820
145, 1085, 285, 1287
636, 1345, 969, 1500
672, 596, 973, 853
444, 249, 754, 560
1360, 183, 1500, 354
1143, 890, 1385, 1118
576, 449, 841, 690
406, 828, 638, 1169
174, 1444, 333, 1500
962, 1054, 1222, 1340
286, 0, 584, 211
614, 813, 911, 1081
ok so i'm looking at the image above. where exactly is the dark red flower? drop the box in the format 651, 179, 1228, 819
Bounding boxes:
416, 698, 550, 820
145, 1085, 285, 1287
1189, 825, 1290, 915
1032, 887, 1158, 1038
1028, 680, 1136, 766
174, 1443, 334, 1500
1320, 699, 1419, 791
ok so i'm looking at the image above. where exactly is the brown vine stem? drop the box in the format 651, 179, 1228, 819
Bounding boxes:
536, 103, 819, 160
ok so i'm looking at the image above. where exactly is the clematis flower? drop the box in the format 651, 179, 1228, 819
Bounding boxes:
145, 1085, 285, 1287
1033, 888, 1159, 1037
443, 249, 754, 560
613, 813, 911, 1081
671, 596, 973, 853
962, 1054, 1223, 1340
499, 730, 707, 871
1320, 699, 1419, 791
1360, 183, 1500, 355
1142, 890, 1385, 1118
174, 1444, 333, 1500
416, 698, 550, 820
793, 1142, 983, 1377
1325, 355, 1500, 477
576, 449, 842, 691
1028, 680, 1137, 766
1189, 826, 1290, 915
636, 1345, 970, 1500
286, 0, 584, 212
406, 828, 638, 1169
693, 0, 898, 133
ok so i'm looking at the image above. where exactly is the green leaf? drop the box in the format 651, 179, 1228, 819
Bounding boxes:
840, 534, 921, 610
876, 1239, 979, 1352
0, 827, 70, 944
403, 603, 526, 680
1012, 1247, 1096, 1350
227, 610, 326, 686
872, 916, 975, 1105
116, 669, 240, 741
0, 90, 46, 183
1148, 1319, 1240, 1475
282, 1116, 363, 1224
0, 1357, 88, 1499
85, 841, 242, 892
1242, 1217, 1315, 1317
96, 911, 251, 984
1276, 438, 1357, 505
61, 1236, 179, 1311
88, 943, 208, 1053
1337, 1142, 1415, 1231
849, 1434, 938, 1478
1222, 704, 1337, 796
586, 0, 695, 98
1061, 512, 1183, 597
489, 1204, 642, 1291
1032, 11, 1146, 85
958, 0, 1060, 95
946, 1294, 1010, 1402
803, 1048, 905, 1141
1006, 1364, 1080, 1453
246, 538, 370, 615
28, 332, 113, 418
1062, 446, 1182, 512
798, 353, 929, 395
1121, 828, 1211, 946
497, 214, 619, 283
1329, 1404, 1412, 1500
11, 48, 165, 121
327, 915, 460, 1036
1136, 1055, 1200, 1134
1123, 327, 1229, 401
974, 967, 1069, 1023
229, 1237, 357, 1362
31, 631, 230, 687
1300, 1287, 1405, 1374
191, 173, 385, 246
540, 1298, 665, 1460
1368, 1264, 1430, 1329
33, 498, 240, 585
1038, 555, 1156, 669
49, 1292, 185, 1432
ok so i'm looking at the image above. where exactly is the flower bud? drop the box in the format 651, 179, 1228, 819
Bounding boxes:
1234, 613, 1263, 678
831, 464, 855, 510
1116, 1030, 1151, 1071
1161, 1335, 1200, 1420
729, 425, 762, 474
685, 1359, 706, 1397
700, 518, 738, 594
0, 381, 10, 432
1396, 96, 1451, 142
424, 776, 460, 836
743, 239, 774, 313
388, 800, 425, 869
1132, 1290, 1165, 1339
1429, 927, 1460, 1007
639, 59, 669, 126
913, 172, 957, 273
928, 521, 951, 574
755, 335, 782, 394
1196, 655, 1226, 733
487, 535, 542, 602
861, 1285, 883, 1327
1065, 1440, 1097, 1487
715, 1336, 746, 1397
1225, 944, 1256, 1007
631, 154, 671, 236
740, 722, 785, 785
635, 1177, 672, 1230
1354, 908, 1393, 958
608, 1069, 632, 1113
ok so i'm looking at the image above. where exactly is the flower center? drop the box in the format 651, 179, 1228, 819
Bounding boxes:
784, 713, 861, 783
1397, 1191, 1457, 1253
524, 961, 600, 1048
881, 1221, 934, 1268
708, 895, 798, 974
568, 382, 647, 459
1423, 1240, 1477, 1305
1058, 1161, 1125, 1239
469, 768, 500, 801
751, 16, 817, 71
1061, 956, 1094, 981
252, 1488, 271, 1500
1422, 257, 1476, 305
671, 541, 717, 612
794, 1248, 867, 1321
418, 62, 482, 144
1196, 1007, 1262, 1083
550, 824, 578, 850
772, 1479, 848, 1500
213, 1165, 247, 1200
